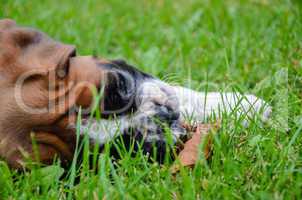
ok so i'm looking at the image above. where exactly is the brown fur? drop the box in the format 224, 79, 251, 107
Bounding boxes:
0, 19, 109, 169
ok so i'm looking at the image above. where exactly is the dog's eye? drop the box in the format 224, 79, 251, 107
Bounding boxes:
56, 49, 76, 79
56, 67, 68, 78
56, 59, 70, 79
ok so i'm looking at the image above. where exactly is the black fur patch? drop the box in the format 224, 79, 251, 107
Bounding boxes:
99, 59, 153, 117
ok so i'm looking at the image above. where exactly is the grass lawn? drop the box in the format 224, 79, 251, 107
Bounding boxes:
0, 0, 301, 199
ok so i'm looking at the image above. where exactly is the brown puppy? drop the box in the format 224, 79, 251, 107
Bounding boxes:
0, 19, 111, 168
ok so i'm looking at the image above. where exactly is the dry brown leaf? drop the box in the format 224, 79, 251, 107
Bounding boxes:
171, 121, 220, 173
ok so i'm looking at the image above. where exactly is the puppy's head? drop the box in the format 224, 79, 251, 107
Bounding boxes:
0, 19, 112, 128
0, 19, 135, 167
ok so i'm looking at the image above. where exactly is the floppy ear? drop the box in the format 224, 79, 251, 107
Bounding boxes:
100, 59, 153, 116
103, 69, 136, 115
0, 18, 16, 30
11, 29, 41, 48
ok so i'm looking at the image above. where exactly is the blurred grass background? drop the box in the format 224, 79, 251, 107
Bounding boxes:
0, 0, 301, 199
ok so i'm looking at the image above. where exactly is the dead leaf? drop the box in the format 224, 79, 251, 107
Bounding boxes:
171, 121, 220, 173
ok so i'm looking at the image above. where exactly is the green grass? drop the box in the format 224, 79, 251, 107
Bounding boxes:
1, 0, 301, 199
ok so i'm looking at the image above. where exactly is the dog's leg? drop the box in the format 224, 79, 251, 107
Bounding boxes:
83, 79, 272, 144
84, 79, 272, 144
171, 86, 272, 123
137, 79, 271, 124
